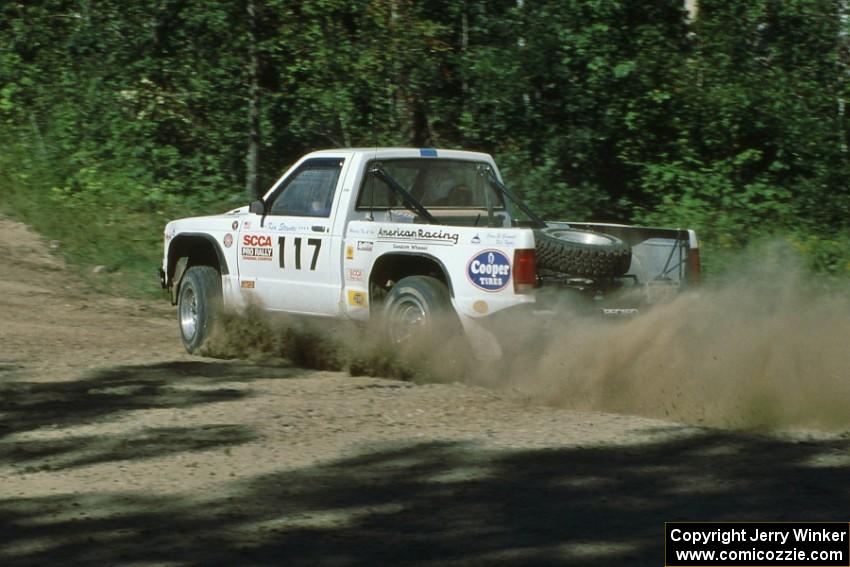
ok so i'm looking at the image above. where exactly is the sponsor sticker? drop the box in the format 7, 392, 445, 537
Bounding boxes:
377, 227, 459, 245
471, 234, 481, 244
467, 249, 511, 292
486, 232, 519, 247
346, 268, 364, 281
357, 241, 373, 252
243, 220, 251, 229
473, 300, 489, 314
231, 220, 239, 230
345, 245, 355, 260
266, 221, 308, 232
347, 290, 367, 307
240, 280, 255, 289
602, 308, 639, 316
223, 233, 233, 248
390, 243, 428, 251
241, 234, 273, 261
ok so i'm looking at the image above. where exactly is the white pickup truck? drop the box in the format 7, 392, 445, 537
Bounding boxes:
160, 148, 700, 356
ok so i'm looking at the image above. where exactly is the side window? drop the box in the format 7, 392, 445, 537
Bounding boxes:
269, 159, 343, 217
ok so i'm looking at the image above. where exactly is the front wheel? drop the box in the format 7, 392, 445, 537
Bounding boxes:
177, 265, 222, 354
383, 276, 456, 347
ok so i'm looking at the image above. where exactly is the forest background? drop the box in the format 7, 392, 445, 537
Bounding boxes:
1, 0, 848, 296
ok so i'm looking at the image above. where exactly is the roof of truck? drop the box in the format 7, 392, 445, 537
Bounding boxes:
306, 147, 495, 162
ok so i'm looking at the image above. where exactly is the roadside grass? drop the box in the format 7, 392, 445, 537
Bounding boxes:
1, 180, 163, 297
1, 142, 846, 300
0, 149, 240, 299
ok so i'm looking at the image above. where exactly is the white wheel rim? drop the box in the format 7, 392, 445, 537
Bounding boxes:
180, 286, 198, 340
388, 296, 428, 345
551, 230, 613, 246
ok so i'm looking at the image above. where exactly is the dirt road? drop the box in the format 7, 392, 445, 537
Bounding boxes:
1, 217, 848, 566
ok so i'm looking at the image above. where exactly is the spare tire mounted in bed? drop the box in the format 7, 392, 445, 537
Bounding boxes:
533, 227, 632, 277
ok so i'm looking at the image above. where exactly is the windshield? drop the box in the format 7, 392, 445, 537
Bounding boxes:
357, 159, 507, 210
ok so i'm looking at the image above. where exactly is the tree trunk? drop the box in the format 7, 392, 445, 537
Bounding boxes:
245, 0, 261, 199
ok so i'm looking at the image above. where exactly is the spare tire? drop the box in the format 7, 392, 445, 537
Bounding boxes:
534, 227, 632, 277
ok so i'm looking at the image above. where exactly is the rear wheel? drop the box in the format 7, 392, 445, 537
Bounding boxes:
383, 276, 455, 347
177, 265, 222, 354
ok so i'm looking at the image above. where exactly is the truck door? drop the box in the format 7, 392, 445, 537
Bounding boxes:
237, 157, 347, 315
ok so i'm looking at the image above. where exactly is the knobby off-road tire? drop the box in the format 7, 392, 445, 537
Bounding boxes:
534, 227, 632, 277
383, 276, 457, 347
177, 265, 223, 354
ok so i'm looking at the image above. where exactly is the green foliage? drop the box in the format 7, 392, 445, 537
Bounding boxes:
0, 0, 847, 288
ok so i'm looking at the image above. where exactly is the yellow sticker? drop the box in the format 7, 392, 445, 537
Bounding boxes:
347, 290, 367, 307
345, 245, 355, 260
240, 280, 255, 289
473, 300, 489, 314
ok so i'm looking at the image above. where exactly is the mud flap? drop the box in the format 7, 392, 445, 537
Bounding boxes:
458, 314, 504, 360
170, 257, 189, 305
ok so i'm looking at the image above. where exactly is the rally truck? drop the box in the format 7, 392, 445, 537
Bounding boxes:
160, 148, 700, 357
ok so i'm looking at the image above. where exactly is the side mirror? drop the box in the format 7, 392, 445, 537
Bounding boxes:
249, 200, 265, 215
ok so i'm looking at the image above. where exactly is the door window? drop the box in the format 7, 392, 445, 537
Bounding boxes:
269, 159, 343, 217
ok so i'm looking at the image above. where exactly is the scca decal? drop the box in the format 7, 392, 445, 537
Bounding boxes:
243, 234, 272, 247
241, 233, 274, 261
467, 249, 511, 292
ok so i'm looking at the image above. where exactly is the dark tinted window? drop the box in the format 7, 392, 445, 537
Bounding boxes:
269, 159, 343, 217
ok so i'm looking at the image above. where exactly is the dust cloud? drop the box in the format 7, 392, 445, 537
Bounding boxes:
204, 303, 464, 382
493, 243, 850, 432
205, 242, 849, 433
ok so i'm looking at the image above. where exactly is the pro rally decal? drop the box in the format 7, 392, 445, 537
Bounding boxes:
467, 250, 511, 292
241, 234, 273, 261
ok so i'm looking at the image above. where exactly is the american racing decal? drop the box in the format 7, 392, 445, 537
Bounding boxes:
241, 234, 273, 261
377, 227, 459, 245
357, 241, 373, 251
467, 250, 511, 292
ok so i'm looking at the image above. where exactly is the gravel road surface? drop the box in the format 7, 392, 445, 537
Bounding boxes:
1, 217, 848, 566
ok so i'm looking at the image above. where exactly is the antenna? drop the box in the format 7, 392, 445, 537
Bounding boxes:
367, 113, 377, 221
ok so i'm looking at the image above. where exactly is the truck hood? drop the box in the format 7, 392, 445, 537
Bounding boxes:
164, 206, 248, 238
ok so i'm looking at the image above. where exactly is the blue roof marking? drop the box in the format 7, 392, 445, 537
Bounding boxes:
420, 148, 438, 157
